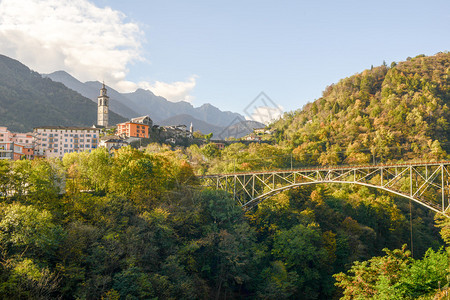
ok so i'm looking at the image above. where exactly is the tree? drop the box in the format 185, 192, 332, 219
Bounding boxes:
272, 223, 334, 299
0, 160, 10, 197
258, 261, 299, 299
201, 143, 220, 160
0, 203, 62, 257
205, 133, 213, 142
334, 245, 411, 299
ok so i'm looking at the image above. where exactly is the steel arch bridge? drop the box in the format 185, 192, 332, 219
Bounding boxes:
200, 161, 450, 217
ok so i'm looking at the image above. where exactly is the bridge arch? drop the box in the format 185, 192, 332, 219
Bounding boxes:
200, 162, 450, 217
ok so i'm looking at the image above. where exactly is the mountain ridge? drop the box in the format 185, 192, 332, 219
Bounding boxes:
44, 71, 139, 118
0, 55, 127, 132
45, 70, 245, 129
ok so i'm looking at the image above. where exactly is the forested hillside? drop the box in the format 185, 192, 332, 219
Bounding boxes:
1, 53, 450, 300
0, 55, 126, 132
0, 144, 447, 299
271, 52, 450, 165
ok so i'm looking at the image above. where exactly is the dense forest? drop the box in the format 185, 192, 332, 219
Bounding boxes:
271, 52, 450, 166
1, 52, 450, 299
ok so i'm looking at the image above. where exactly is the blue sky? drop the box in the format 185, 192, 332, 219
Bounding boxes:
0, 0, 449, 116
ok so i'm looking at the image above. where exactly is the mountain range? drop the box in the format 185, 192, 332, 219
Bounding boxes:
0, 55, 126, 132
0, 53, 264, 137
44, 71, 247, 129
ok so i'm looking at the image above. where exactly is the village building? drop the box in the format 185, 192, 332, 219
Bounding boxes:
0, 142, 18, 160
0, 127, 13, 142
253, 127, 266, 135
161, 124, 193, 139
32, 85, 111, 158
213, 142, 225, 150
0, 127, 34, 160
117, 115, 152, 139
33, 126, 102, 158
99, 136, 129, 152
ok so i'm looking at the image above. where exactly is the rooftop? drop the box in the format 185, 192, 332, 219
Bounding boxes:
34, 126, 103, 130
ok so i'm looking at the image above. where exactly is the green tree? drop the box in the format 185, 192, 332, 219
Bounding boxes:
0, 159, 10, 197
0, 203, 63, 257
272, 223, 334, 299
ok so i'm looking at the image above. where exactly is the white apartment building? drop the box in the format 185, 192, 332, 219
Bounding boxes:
34, 126, 102, 158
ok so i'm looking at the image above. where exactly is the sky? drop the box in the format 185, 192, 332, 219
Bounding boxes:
0, 0, 449, 119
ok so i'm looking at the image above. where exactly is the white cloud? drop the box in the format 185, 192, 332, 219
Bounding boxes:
246, 105, 284, 124
0, 0, 142, 85
0, 0, 197, 101
138, 76, 197, 103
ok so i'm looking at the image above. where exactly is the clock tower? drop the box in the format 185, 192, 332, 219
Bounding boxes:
97, 82, 109, 127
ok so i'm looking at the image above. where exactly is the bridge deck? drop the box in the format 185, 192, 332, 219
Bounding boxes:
202, 161, 450, 177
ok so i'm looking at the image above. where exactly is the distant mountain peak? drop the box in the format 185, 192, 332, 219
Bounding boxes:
44, 68, 245, 130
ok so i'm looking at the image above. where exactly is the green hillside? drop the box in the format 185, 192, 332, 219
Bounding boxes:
271, 52, 450, 165
0, 55, 126, 132
1, 53, 450, 300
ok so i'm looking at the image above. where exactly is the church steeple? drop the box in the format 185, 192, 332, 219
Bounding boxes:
97, 82, 109, 127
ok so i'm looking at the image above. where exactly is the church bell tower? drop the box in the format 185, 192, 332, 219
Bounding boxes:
97, 83, 109, 127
